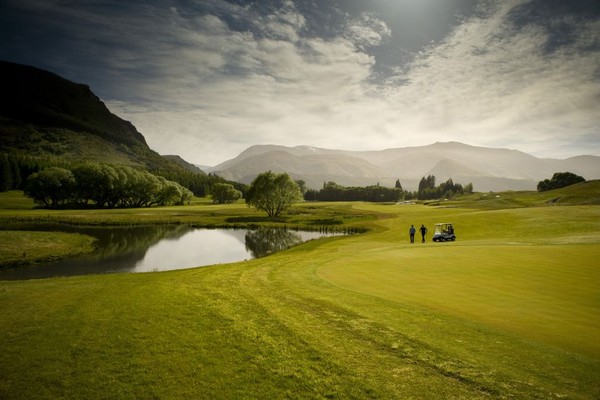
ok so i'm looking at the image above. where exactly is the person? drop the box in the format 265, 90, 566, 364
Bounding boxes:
409, 225, 416, 243
419, 224, 428, 243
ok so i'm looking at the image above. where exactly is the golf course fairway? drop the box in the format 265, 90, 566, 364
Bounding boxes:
0, 190, 599, 399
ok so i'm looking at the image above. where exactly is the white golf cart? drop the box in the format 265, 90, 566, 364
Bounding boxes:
432, 223, 456, 242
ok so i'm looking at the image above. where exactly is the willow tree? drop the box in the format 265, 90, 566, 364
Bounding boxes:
245, 171, 302, 217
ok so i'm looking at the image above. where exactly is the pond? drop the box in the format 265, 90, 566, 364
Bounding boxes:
0, 224, 342, 280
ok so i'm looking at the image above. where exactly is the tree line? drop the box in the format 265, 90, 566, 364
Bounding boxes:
303, 176, 473, 202
304, 182, 403, 202
24, 164, 193, 209
414, 175, 473, 200
0, 153, 45, 192
0, 153, 246, 199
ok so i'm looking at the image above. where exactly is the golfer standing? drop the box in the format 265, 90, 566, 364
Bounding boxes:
419, 224, 428, 243
409, 225, 416, 243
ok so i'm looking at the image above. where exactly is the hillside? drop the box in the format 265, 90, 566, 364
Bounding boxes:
439, 180, 600, 209
211, 143, 600, 191
214, 150, 390, 189
162, 155, 205, 174
0, 61, 204, 175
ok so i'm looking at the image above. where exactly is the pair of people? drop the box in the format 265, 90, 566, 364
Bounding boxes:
409, 224, 427, 243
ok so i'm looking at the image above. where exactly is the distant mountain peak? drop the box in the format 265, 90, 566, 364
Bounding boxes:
213, 143, 600, 192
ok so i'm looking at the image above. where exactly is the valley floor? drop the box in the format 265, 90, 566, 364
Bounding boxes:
0, 193, 599, 399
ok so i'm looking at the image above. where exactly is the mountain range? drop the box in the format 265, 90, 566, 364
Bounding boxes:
210, 143, 600, 192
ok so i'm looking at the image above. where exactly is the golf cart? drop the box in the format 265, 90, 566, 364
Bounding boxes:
432, 223, 456, 242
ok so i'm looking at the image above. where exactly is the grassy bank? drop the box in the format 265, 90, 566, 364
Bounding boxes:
0, 191, 374, 230
0, 186, 599, 399
0, 231, 95, 267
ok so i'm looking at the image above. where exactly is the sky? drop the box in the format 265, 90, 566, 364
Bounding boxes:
1, 0, 599, 166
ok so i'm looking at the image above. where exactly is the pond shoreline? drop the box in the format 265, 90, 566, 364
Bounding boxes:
0, 230, 97, 270
0, 223, 347, 280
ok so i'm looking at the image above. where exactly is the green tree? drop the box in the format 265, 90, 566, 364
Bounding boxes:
24, 167, 75, 208
0, 154, 13, 192
124, 169, 161, 207
246, 171, 302, 217
295, 179, 307, 195
212, 183, 242, 204
537, 172, 585, 192
72, 163, 116, 207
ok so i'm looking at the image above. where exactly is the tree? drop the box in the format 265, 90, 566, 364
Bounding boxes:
25, 167, 76, 208
0, 154, 13, 192
211, 183, 242, 204
71, 163, 119, 207
418, 175, 436, 199
245, 171, 302, 217
295, 179, 307, 195
537, 172, 585, 192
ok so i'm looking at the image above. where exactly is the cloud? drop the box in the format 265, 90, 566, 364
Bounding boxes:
109, 0, 599, 164
11, 0, 595, 164
344, 12, 392, 49
107, 1, 384, 164
381, 0, 600, 156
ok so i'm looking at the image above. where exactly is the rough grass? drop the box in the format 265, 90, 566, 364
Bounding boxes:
0, 187, 599, 399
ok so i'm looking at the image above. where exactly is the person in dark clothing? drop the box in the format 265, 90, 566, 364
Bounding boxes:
419, 224, 428, 243
409, 225, 416, 243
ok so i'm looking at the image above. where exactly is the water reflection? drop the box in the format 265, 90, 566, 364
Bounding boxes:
246, 228, 305, 258
0, 224, 338, 280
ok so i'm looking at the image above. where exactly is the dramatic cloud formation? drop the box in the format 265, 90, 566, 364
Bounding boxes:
1, 0, 598, 165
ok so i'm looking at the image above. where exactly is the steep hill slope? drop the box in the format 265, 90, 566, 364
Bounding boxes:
0, 61, 204, 175
0, 61, 145, 147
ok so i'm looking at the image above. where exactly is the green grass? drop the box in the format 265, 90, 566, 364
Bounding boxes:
441, 180, 600, 209
0, 190, 35, 209
0, 231, 96, 267
0, 193, 374, 230
0, 187, 599, 399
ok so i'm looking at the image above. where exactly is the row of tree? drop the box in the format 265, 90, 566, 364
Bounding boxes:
302, 176, 473, 203
24, 164, 193, 208
304, 182, 403, 202
0, 153, 245, 198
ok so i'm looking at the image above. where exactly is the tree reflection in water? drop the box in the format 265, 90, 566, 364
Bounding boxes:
244, 228, 304, 258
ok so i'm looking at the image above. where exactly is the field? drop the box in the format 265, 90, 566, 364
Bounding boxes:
0, 184, 599, 399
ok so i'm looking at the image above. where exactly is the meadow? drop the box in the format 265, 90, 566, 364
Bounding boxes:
0, 183, 599, 399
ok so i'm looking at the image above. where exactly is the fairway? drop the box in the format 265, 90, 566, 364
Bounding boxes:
0, 192, 599, 399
